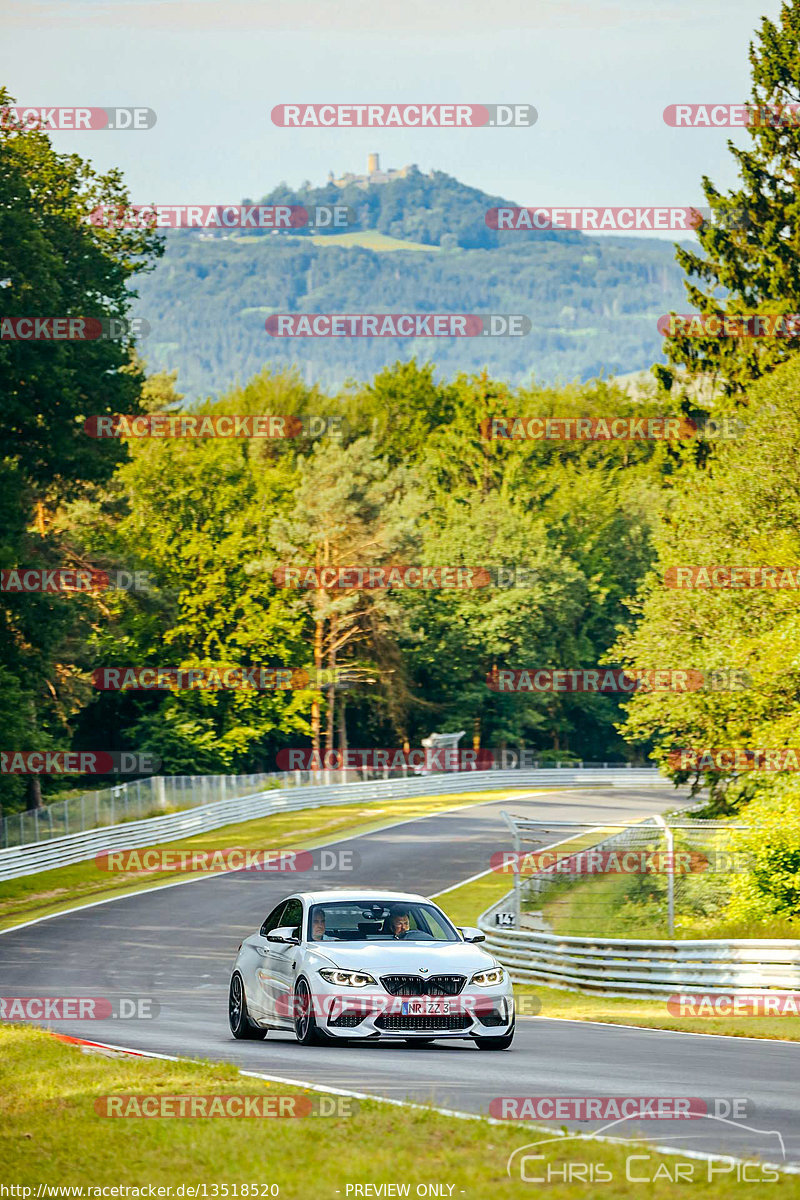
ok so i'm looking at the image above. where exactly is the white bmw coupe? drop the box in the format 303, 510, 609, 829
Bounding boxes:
228, 889, 515, 1049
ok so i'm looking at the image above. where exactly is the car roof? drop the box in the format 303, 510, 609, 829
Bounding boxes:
289, 889, 430, 905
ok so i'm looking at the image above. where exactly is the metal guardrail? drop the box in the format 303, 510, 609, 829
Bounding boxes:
478, 892, 800, 998
0, 766, 666, 882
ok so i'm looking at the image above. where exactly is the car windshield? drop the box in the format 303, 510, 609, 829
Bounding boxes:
307, 900, 459, 942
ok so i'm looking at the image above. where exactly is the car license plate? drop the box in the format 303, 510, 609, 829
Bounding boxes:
402, 999, 451, 1015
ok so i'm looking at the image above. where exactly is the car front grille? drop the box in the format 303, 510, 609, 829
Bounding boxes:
380, 974, 467, 996
375, 1013, 472, 1032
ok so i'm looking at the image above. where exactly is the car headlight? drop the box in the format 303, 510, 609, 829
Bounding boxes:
318, 969, 376, 987
470, 967, 505, 986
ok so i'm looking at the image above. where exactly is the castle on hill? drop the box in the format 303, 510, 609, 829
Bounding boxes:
328, 154, 429, 190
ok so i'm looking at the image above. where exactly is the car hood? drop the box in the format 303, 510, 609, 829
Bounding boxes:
312, 940, 497, 975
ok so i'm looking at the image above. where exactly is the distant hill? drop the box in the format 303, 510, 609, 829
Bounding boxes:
254, 165, 583, 250
132, 167, 689, 398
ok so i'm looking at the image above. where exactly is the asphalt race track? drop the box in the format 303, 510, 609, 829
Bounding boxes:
2, 786, 799, 1167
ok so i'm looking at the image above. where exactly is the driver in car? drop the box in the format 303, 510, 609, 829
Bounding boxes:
311, 910, 329, 941
389, 908, 411, 938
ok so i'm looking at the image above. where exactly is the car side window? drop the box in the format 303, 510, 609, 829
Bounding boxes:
281, 898, 303, 935
260, 901, 287, 937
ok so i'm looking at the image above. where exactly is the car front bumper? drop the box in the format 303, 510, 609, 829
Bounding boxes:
315, 987, 515, 1040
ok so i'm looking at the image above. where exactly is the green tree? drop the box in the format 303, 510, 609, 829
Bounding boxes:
269, 435, 419, 753
657, 1, 800, 397
613, 354, 800, 800
0, 87, 161, 811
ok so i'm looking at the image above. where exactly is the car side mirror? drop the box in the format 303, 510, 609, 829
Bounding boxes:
267, 926, 300, 944
460, 926, 486, 943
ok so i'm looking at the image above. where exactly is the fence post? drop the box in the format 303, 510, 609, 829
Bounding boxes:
64, 799, 68, 836
654, 814, 674, 937
34, 807, 39, 842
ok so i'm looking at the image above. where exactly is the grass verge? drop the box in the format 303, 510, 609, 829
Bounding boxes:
433, 871, 800, 1042
0, 1025, 790, 1196
0, 790, 539, 933
540, 871, 800, 941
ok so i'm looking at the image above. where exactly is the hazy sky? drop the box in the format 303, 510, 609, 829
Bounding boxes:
1, 0, 783, 238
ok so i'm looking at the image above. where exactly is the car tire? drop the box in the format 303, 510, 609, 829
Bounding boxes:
293, 977, 326, 1046
474, 1023, 515, 1051
229, 972, 267, 1040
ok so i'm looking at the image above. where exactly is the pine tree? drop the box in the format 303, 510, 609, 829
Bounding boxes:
657, 1, 800, 398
